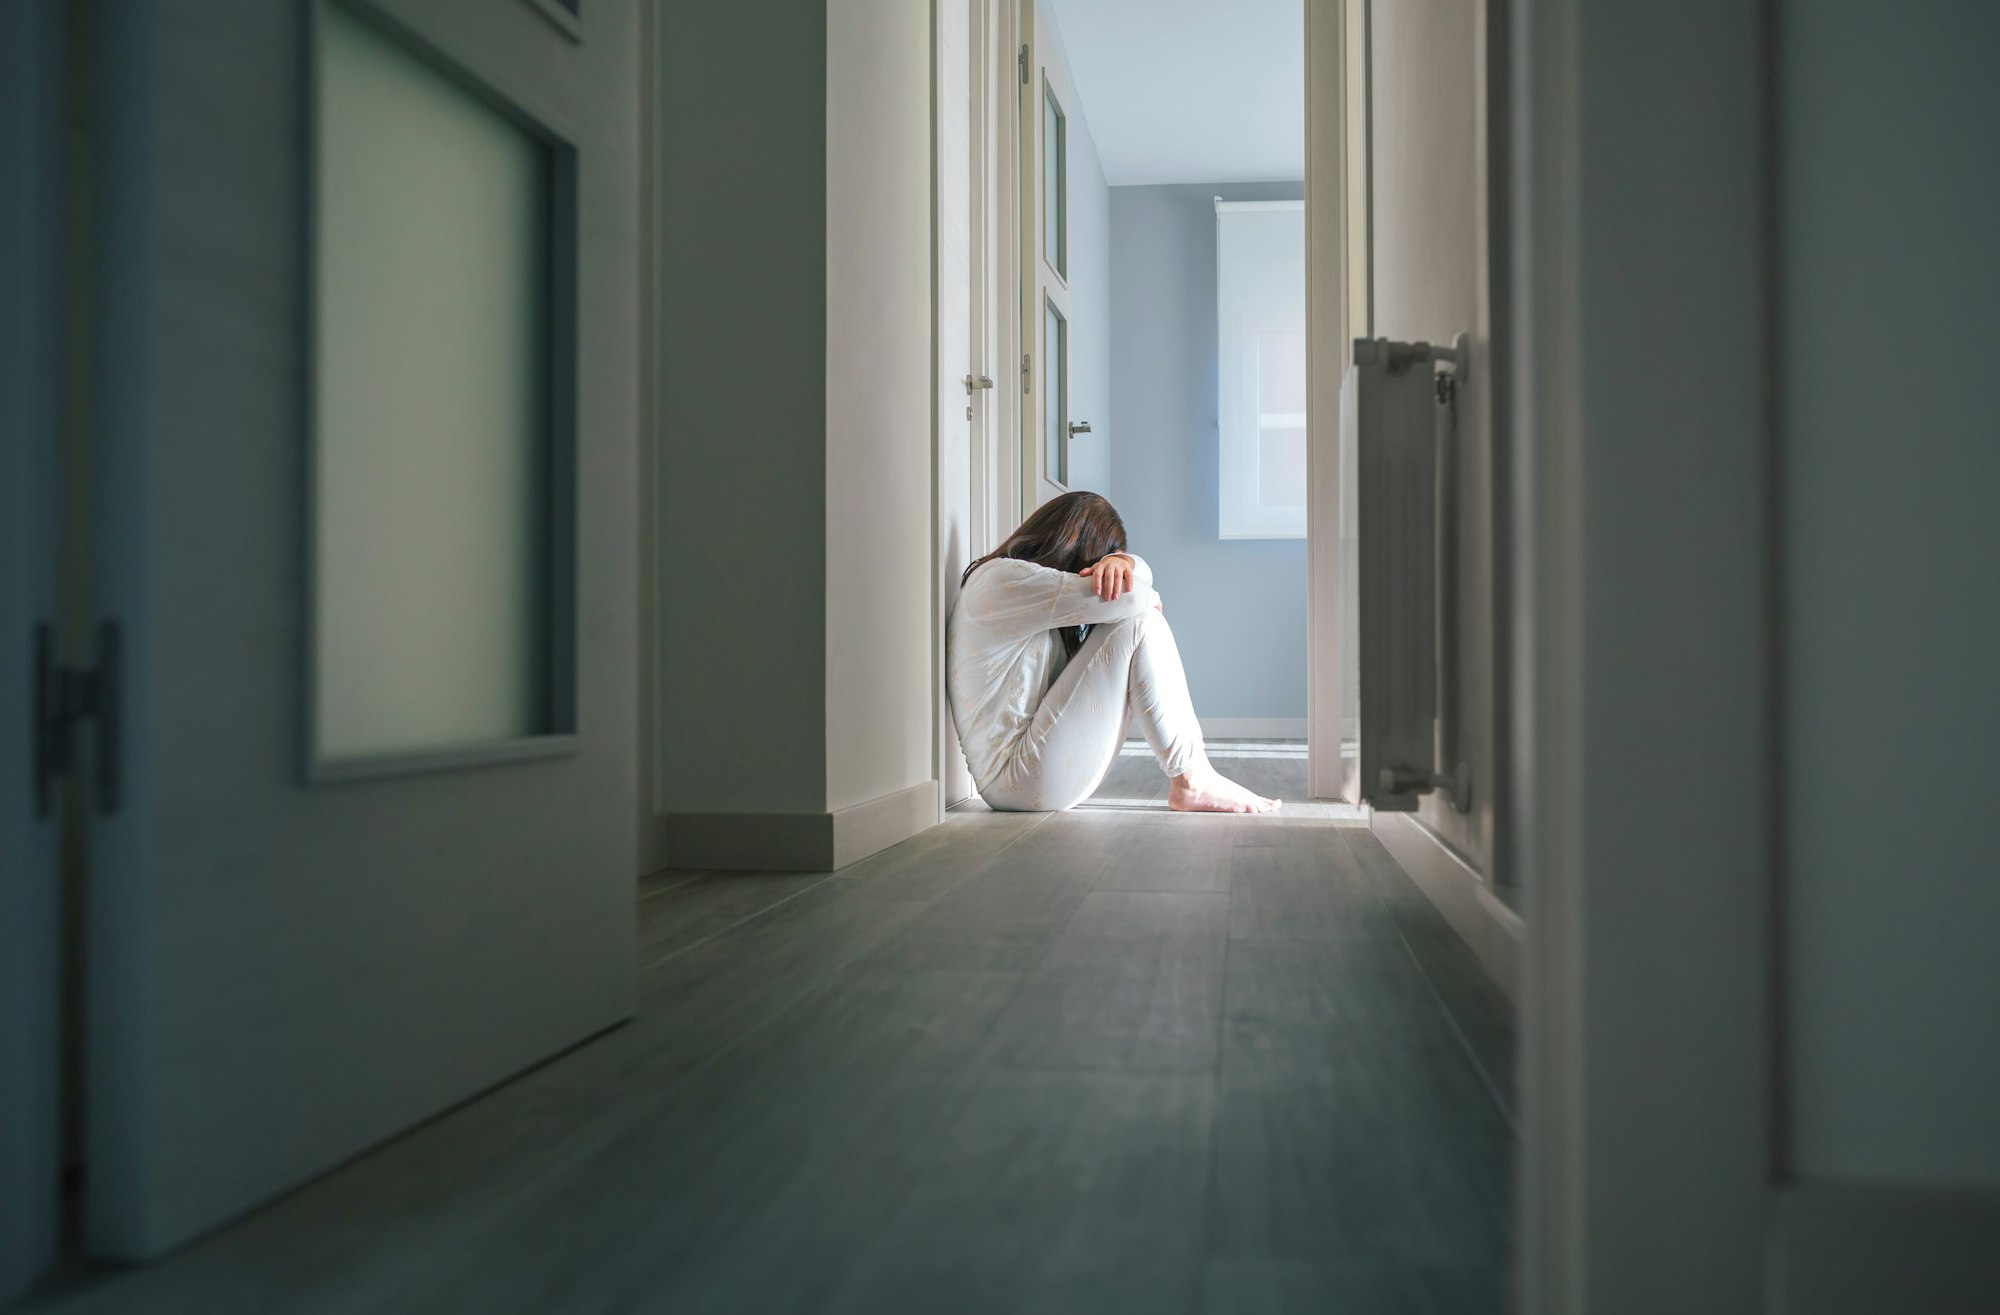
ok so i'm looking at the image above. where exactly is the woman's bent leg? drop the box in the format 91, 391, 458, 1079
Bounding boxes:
1051, 610, 1278, 814
984, 611, 1230, 811
1120, 610, 1205, 777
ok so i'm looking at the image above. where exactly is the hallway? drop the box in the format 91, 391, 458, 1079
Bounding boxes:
28, 749, 1513, 1314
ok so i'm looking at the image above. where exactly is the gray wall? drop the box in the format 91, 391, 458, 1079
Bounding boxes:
656, 0, 828, 816
1369, 0, 1496, 870
1780, 0, 2000, 1186
1107, 182, 1309, 722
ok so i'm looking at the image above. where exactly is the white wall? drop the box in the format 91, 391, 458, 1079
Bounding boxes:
654, 0, 940, 854
824, 0, 936, 812
1780, 0, 2000, 1188
1369, 0, 1496, 873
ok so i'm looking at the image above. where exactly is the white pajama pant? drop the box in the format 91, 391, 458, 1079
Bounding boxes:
981, 610, 1207, 812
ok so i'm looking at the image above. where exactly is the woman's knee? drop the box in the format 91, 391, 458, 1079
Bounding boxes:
1097, 608, 1169, 660
1128, 607, 1175, 653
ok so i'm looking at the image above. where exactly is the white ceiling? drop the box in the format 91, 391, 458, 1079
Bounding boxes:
1047, 0, 1305, 186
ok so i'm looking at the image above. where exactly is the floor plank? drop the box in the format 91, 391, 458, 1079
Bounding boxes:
820, 1070, 1216, 1315
26, 748, 1513, 1315
976, 890, 1231, 1073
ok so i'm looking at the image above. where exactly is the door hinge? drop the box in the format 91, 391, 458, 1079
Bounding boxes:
1019, 44, 1029, 86
34, 620, 121, 819
1021, 353, 1031, 394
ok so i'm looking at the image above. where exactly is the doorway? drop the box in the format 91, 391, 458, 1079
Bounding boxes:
1005, 0, 1343, 807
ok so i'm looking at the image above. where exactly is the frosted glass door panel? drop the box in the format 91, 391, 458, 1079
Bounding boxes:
1044, 299, 1068, 487
315, 3, 558, 765
1042, 87, 1066, 281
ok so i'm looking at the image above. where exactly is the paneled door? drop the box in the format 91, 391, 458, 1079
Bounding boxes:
1018, 0, 1076, 512
77, 0, 640, 1259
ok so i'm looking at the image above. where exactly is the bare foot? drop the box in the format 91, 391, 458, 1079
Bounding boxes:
1168, 767, 1281, 814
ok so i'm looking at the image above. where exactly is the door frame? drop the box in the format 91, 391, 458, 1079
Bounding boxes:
1521, 3, 2000, 1310
932, 0, 1000, 803
990, 0, 1022, 535
933, 0, 1016, 801
988, 0, 1360, 805
0, 0, 69, 1298
1513, 0, 1775, 1308
1017, 0, 1078, 514
1304, 0, 1360, 803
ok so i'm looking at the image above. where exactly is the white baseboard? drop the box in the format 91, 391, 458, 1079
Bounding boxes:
1201, 717, 1308, 740
659, 780, 941, 872
1371, 812, 1524, 1002
831, 780, 941, 869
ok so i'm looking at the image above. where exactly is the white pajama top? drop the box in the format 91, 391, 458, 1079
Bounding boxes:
945, 554, 1161, 790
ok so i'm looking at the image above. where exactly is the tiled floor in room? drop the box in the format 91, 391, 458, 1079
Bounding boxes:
27, 744, 1515, 1315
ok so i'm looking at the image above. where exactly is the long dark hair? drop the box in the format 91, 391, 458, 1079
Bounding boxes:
963, 491, 1128, 657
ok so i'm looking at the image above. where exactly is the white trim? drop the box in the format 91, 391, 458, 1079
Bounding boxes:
991, 0, 1020, 530
1303, 0, 1352, 802
1212, 198, 1305, 214
1515, 0, 1774, 1306
833, 779, 943, 870
659, 780, 941, 874
1371, 812, 1522, 1002
1199, 717, 1306, 740
930, 0, 944, 798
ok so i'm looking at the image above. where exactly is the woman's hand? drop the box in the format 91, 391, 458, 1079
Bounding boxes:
1079, 552, 1138, 601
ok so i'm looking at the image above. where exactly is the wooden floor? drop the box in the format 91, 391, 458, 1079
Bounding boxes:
28, 747, 1515, 1315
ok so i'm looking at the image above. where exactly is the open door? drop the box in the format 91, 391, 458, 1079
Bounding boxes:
77, 0, 639, 1259
0, 1, 68, 1298
1017, 0, 1078, 514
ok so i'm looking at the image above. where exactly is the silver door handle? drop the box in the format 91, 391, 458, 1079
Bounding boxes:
1068, 421, 1092, 436
964, 374, 995, 393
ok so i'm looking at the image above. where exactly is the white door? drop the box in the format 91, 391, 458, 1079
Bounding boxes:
0, 1, 68, 1297
1019, 0, 1078, 513
77, 0, 639, 1259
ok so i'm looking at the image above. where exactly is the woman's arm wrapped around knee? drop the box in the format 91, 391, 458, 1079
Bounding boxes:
957, 555, 1160, 642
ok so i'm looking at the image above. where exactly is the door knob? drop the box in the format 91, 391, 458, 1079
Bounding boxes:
964, 374, 995, 394
1068, 420, 1092, 436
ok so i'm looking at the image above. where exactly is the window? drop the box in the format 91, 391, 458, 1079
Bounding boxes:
1216, 199, 1307, 539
